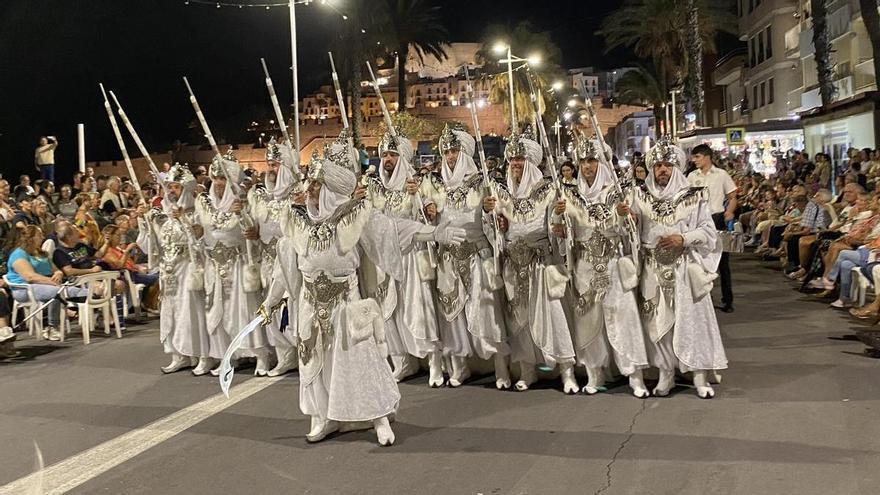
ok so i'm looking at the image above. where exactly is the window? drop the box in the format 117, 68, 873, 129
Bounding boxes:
760, 81, 766, 107
758, 30, 765, 64
738, 0, 743, 17
753, 85, 759, 108
768, 78, 774, 104
765, 25, 772, 59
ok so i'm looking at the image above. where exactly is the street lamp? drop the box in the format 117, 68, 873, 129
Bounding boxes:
497, 42, 542, 131
551, 81, 564, 91
669, 89, 682, 140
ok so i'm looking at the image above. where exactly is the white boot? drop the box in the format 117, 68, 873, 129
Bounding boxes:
448, 356, 471, 388
709, 370, 723, 384
494, 354, 511, 390
561, 364, 579, 394
268, 346, 297, 377
628, 369, 650, 398
192, 357, 218, 376
306, 416, 339, 443
693, 370, 715, 399
210, 358, 235, 377
515, 362, 537, 391
161, 353, 190, 374
582, 367, 606, 395
427, 352, 445, 387
391, 354, 420, 382
653, 368, 675, 397
373, 416, 395, 446
254, 350, 272, 377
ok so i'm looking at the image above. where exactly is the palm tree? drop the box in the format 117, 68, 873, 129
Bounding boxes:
858, 0, 880, 93
811, 0, 837, 106
379, 0, 450, 111
615, 65, 669, 124
476, 22, 566, 132
600, 0, 736, 112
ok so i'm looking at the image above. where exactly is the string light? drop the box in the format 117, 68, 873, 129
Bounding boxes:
184, 0, 368, 34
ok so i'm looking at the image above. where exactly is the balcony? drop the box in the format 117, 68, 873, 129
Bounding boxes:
784, 24, 801, 58
800, 75, 855, 111
739, 0, 797, 40
799, 2, 853, 58
713, 49, 746, 86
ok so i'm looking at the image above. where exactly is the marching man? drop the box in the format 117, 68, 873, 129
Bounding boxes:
484, 127, 578, 392
555, 137, 651, 397
631, 138, 728, 398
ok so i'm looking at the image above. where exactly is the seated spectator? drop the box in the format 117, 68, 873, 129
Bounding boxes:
90, 192, 112, 229
35, 180, 59, 216
73, 193, 101, 247
100, 177, 124, 217
100, 225, 159, 312
12, 196, 39, 230
57, 185, 78, 219
7, 226, 88, 341
781, 189, 835, 273
16, 175, 35, 198
0, 180, 15, 222
33, 198, 55, 234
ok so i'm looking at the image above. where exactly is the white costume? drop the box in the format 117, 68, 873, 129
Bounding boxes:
632, 139, 728, 398
492, 129, 577, 392
557, 138, 650, 397
420, 123, 511, 389
138, 164, 212, 374
196, 153, 270, 375
261, 136, 466, 445
250, 139, 301, 376
364, 129, 444, 386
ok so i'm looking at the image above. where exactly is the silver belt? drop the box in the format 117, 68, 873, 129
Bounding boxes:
299, 272, 350, 364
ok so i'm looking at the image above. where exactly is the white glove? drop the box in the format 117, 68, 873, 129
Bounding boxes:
433, 218, 466, 246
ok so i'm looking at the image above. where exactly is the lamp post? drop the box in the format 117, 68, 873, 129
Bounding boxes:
495, 43, 542, 133
289, 0, 300, 150
670, 89, 682, 141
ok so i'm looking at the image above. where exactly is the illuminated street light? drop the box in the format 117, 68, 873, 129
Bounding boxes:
552, 81, 564, 91
493, 42, 508, 54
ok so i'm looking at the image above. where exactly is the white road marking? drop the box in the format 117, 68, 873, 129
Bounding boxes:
0, 376, 285, 495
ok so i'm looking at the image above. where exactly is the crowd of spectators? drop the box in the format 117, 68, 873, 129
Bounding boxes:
0, 165, 164, 358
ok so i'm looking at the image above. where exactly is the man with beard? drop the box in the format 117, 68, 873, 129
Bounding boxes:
483, 127, 577, 392
554, 136, 650, 397
363, 128, 445, 386
631, 138, 728, 398
419, 123, 511, 389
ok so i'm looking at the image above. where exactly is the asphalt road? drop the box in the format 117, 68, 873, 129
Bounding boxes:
1, 254, 878, 495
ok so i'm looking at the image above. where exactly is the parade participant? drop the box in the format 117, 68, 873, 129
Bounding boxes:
196, 152, 270, 376
632, 138, 728, 398
136, 164, 213, 374
258, 133, 466, 445
363, 128, 444, 386
485, 127, 577, 392
555, 137, 650, 397
249, 138, 299, 377
420, 123, 511, 389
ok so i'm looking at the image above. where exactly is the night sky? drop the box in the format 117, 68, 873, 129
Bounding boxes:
0, 0, 640, 183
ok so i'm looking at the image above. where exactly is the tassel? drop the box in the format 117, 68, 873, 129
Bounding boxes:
187, 265, 205, 292
243, 263, 262, 292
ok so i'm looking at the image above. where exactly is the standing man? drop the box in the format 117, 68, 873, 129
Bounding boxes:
688, 143, 737, 312
35, 136, 58, 183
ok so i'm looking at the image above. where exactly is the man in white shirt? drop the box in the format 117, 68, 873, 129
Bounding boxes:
34, 136, 58, 183
688, 144, 738, 312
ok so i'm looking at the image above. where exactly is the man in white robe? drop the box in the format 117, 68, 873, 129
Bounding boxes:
259, 134, 466, 445
554, 137, 650, 397
484, 128, 577, 392
419, 123, 511, 389
631, 138, 729, 398
363, 128, 445, 386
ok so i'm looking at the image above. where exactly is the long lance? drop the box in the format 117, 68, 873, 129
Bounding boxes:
365, 61, 437, 268
522, 68, 574, 271
583, 97, 641, 264
463, 66, 503, 273
99, 84, 145, 204
183, 77, 259, 268
329, 53, 359, 177
110, 90, 200, 266
261, 58, 303, 182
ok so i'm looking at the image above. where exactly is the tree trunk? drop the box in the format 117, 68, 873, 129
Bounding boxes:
684, 0, 705, 125
349, 62, 363, 146
397, 43, 409, 112
811, 0, 837, 106
859, 0, 880, 88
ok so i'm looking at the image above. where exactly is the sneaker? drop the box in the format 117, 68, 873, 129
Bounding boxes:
830, 299, 850, 309
45, 327, 61, 341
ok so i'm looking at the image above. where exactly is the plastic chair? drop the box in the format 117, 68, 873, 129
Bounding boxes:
3, 274, 45, 339
851, 266, 869, 307
122, 271, 146, 319
60, 271, 122, 345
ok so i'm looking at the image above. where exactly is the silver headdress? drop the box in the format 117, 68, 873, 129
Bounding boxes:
265, 137, 283, 163
210, 146, 242, 180
323, 129, 358, 171
438, 122, 468, 153
165, 162, 195, 187
307, 157, 357, 196
645, 136, 687, 171
504, 125, 539, 162
378, 127, 407, 156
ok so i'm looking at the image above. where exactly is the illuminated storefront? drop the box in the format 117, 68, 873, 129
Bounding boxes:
677, 121, 804, 175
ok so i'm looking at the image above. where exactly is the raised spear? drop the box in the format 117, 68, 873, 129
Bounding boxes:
99, 83, 144, 203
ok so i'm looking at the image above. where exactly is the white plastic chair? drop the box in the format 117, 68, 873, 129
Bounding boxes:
851, 266, 869, 308
122, 271, 146, 319
60, 271, 122, 345
3, 274, 45, 339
